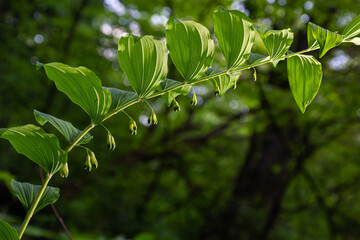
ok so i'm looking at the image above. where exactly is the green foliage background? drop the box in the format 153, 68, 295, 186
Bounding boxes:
1, 0, 360, 239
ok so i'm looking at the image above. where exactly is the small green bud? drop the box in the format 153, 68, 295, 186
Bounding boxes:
90, 151, 98, 169
172, 99, 181, 112
214, 86, 220, 96
107, 131, 116, 150
148, 111, 158, 125
147, 114, 153, 125
59, 162, 69, 178
129, 119, 137, 135
190, 91, 197, 105
152, 111, 158, 125
84, 153, 92, 171
253, 67, 257, 81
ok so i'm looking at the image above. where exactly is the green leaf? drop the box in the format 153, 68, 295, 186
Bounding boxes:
307, 23, 320, 50
287, 54, 323, 113
343, 15, 360, 40
34, 110, 92, 145
248, 53, 270, 65
308, 22, 344, 58
117, 34, 168, 98
0, 219, 19, 240
157, 79, 191, 107
206, 68, 239, 97
165, 17, 215, 81
10, 180, 60, 214
344, 37, 360, 45
254, 25, 294, 67
38, 62, 112, 124
213, 6, 255, 70
103, 87, 138, 109
0, 125, 67, 175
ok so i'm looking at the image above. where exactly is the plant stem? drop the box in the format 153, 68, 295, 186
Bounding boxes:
66, 123, 96, 153
18, 174, 52, 239
18, 46, 319, 239
149, 47, 316, 99
102, 98, 141, 122
102, 47, 318, 121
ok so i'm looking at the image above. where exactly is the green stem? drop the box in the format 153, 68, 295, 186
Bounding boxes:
121, 110, 133, 120
144, 100, 155, 112
18, 174, 52, 239
66, 123, 96, 153
102, 98, 141, 122
148, 48, 316, 99
18, 46, 320, 238
102, 47, 317, 121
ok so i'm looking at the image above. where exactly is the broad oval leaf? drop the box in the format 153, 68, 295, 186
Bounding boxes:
342, 15, 360, 40
37, 62, 112, 124
206, 68, 239, 97
34, 110, 92, 145
0, 219, 19, 240
103, 87, 138, 109
10, 180, 60, 214
254, 25, 294, 67
118, 34, 168, 98
0, 125, 67, 175
165, 17, 215, 81
213, 6, 255, 70
308, 22, 344, 58
157, 79, 191, 107
287, 54, 323, 113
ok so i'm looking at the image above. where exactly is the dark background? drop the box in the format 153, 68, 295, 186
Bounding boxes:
1, 0, 360, 239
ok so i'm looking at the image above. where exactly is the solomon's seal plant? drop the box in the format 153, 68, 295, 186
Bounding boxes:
1, 6, 360, 239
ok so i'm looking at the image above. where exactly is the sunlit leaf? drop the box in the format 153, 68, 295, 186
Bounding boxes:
0, 125, 67, 175
104, 87, 138, 109
213, 6, 255, 70
308, 22, 344, 58
254, 25, 294, 67
287, 54, 323, 113
157, 79, 191, 107
342, 15, 360, 40
344, 37, 360, 45
34, 110, 92, 145
206, 68, 239, 97
307, 23, 320, 50
0, 219, 19, 240
117, 34, 168, 98
165, 17, 214, 81
37, 62, 112, 124
10, 180, 60, 214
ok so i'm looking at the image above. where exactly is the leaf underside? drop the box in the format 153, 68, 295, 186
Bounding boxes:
0, 125, 67, 175
287, 54, 323, 113
11, 180, 60, 214
118, 34, 168, 98
343, 15, 360, 40
166, 17, 215, 81
34, 110, 92, 145
39, 62, 112, 124
104, 87, 138, 109
206, 68, 239, 97
0, 219, 19, 240
308, 22, 344, 58
158, 79, 191, 107
213, 6, 255, 70
254, 25, 294, 67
